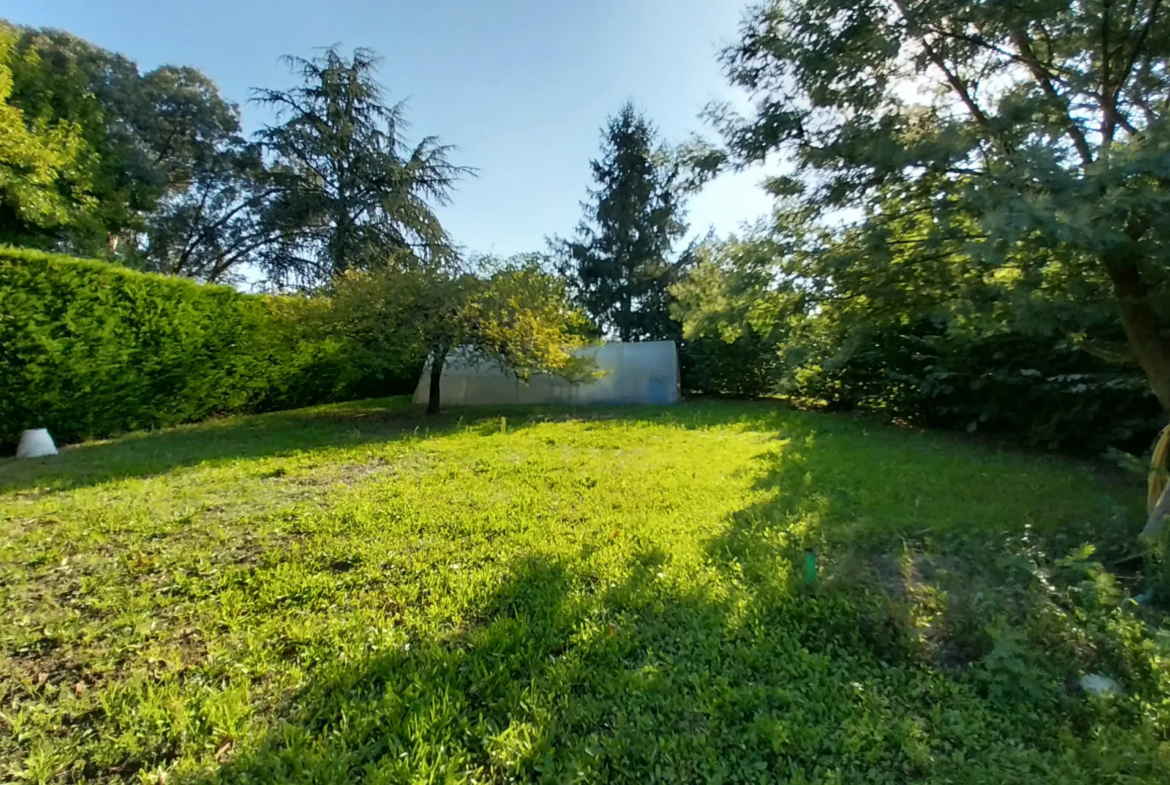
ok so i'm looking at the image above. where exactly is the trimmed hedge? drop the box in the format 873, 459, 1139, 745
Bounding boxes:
0, 248, 409, 449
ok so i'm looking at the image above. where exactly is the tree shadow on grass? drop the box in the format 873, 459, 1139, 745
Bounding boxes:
186, 562, 1167, 782
7, 399, 1164, 781
0, 399, 546, 495
190, 549, 940, 784
176, 413, 1166, 784
0, 399, 790, 496
708, 415, 1165, 723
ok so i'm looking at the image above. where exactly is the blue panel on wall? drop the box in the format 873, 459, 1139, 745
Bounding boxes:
648, 377, 669, 405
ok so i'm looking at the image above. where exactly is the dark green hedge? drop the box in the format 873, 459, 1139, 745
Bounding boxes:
0, 248, 410, 449
679, 330, 781, 399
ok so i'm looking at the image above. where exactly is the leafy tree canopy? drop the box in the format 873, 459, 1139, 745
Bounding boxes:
708, 0, 1170, 413
3, 30, 469, 288
327, 254, 596, 413
0, 22, 92, 247
5, 23, 245, 256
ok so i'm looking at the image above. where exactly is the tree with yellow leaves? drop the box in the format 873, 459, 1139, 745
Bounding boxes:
327, 254, 597, 414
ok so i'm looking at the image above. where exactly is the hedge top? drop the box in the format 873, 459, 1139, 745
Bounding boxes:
0, 246, 252, 298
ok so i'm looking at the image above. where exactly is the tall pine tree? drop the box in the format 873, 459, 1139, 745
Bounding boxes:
559, 102, 686, 341
254, 47, 470, 286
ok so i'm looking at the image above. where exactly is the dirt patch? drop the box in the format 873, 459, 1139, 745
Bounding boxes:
830, 548, 1008, 668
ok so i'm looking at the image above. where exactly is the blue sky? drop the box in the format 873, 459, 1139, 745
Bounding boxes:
4, 0, 776, 257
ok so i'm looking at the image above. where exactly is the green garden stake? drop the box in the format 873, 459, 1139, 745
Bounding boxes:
804, 548, 818, 588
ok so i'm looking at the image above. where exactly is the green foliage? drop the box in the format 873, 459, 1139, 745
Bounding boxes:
672, 227, 1162, 451
3, 26, 466, 286
0, 247, 583, 444
253, 47, 470, 285
5, 22, 248, 259
671, 233, 802, 398
250, 293, 415, 413
0, 247, 263, 445
0, 23, 93, 248
1, 400, 1166, 782
140, 143, 274, 284
0, 248, 401, 448
327, 256, 596, 413
557, 102, 687, 341
678, 332, 780, 398
712, 0, 1170, 416
467, 263, 598, 382
794, 325, 1163, 454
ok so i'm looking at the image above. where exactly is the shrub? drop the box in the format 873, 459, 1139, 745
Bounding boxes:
256, 293, 421, 413
789, 322, 1163, 455
0, 248, 408, 448
679, 331, 780, 398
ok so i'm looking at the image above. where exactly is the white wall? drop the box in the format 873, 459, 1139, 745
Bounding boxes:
413, 341, 680, 406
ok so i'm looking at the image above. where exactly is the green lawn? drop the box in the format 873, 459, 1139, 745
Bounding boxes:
1, 398, 1168, 783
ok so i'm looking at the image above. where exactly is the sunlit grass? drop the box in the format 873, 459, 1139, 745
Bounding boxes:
1, 398, 1167, 783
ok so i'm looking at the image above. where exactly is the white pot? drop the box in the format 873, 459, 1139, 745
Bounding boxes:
16, 428, 58, 458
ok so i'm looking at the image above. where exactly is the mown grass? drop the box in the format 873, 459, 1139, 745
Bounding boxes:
1, 398, 1168, 783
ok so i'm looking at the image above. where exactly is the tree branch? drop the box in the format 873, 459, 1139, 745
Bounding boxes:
1109, 0, 1165, 141
1009, 29, 1095, 166
891, 0, 996, 137
1120, 0, 1161, 81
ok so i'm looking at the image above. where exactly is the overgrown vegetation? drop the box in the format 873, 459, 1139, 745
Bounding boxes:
1, 399, 1166, 783
673, 235, 1164, 452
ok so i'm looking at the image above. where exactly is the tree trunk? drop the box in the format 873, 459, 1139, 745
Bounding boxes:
619, 296, 631, 342
427, 353, 444, 415
1101, 256, 1170, 539
1104, 256, 1170, 412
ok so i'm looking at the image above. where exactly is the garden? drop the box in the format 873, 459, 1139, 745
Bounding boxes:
5, 1, 1170, 780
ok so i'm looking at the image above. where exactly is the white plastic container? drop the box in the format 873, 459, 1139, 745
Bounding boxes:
16, 428, 58, 458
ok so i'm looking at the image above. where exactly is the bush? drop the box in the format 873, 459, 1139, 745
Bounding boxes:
679, 331, 780, 398
0, 248, 410, 448
790, 322, 1163, 455
250, 293, 418, 414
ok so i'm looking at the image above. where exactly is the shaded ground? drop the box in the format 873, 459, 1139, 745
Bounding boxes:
1, 398, 1167, 783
